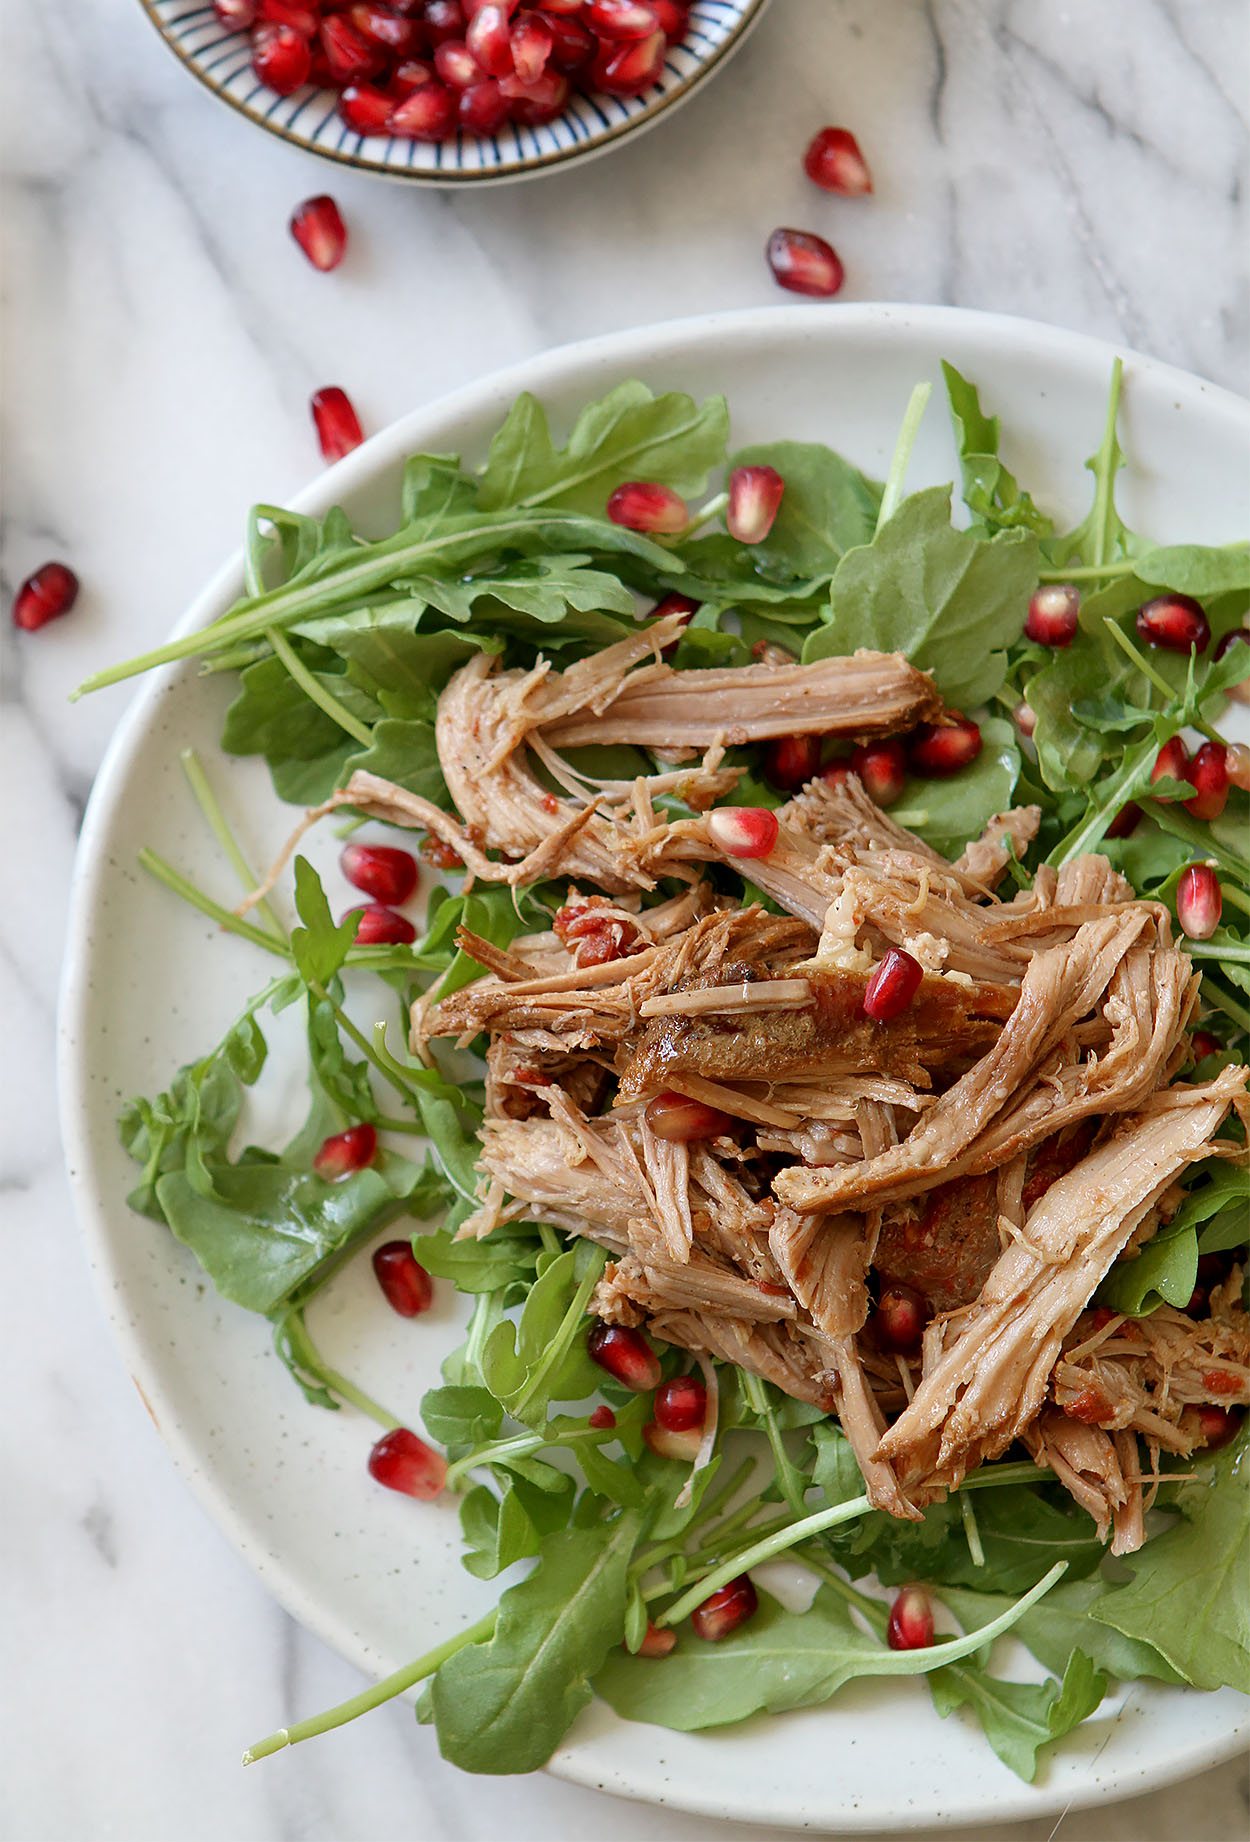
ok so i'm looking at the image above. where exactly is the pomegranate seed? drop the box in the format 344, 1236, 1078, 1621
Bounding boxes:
214, 0, 258, 27
606, 482, 688, 534
532, 0, 580, 11
636, 1620, 677, 1657
367, 1426, 446, 1499
708, 805, 780, 858
1214, 629, 1250, 703
1012, 699, 1037, 739
463, 0, 518, 15
314, 1122, 378, 1178
1195, 1405, 1243, 1449
1136, 593, 1210, 654
434, 37, 481, 82
1189, 1029, 1221, 1061
321, 15, 386, 79
290, 195, 347, 271
466, 2, 514, 73
458, 76, 510, 129
391, 55, 437, 91
691, 1575, 757, 1642
341, 844, 418, 905
13, 562, 79, 632
654, 1375, 707, 1431
907, 714, 982, 777
763, 734, 821, 792
311, 386, 365, 462
388, 80, 457, 135
647, 591, 699, 624
650, 0, 687, 39
372, 1240, 434, 1316
887, 1585, 934, 1651
350, 1, 420, 51
643, 1418, 703, 1462
767, 227, 845, 299
252, 21, 312, 92
1105, 801, 1143, 839
821, 761, 851, 789
261, 0, 318, 36
851, 739, 906, 808
1183, 741, 1230, 822
306, 42, 335, 86
588, 1322, 662, 1392
803, 126, 873, 196
1025, 582, 1080, 647
862, 948, 924, 1022
644, 1092, 733, 1143
594, 27, 664, 94
347, 902, 417, 944
543, 11, 594, 71
510, 11, 552, 80
423, 0, 467, 43
751, 640, 795, 665
727, 465, 785, 545
872, 1281, 927, 1352
1149, 735, 1192, 799
1225, 741, 1250, 790
588, 1404, 617, 1430
339, 81, 395, 131
1176, 863, 1222, 940
588, 0, 657, 37
498, 67, 567, 120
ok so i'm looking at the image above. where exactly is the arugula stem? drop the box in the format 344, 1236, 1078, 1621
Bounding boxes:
242, 1610, 497, 1763
1036, 560, 1138, 584
179, 748, 286, 942
138, 849, 292, 958
265, 626, 375, 750
741, 1372, 808, 1518
959, 1491, 986, 1567
875, 383, 933, 536
1101, 620, 1223, 744
444, 1432, 543, 1488
681, 490, 728, 540
307, 987, 420, 1115
1089, 356, 1124, 570
799, 1550, 888, 1629
1214, 883, 1250, 920
281, 1311, 400, 1431
655, 1494, 873, 1626
1202, 982, 1250, 1033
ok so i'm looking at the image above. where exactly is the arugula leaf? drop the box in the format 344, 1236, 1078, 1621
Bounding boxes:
1049, 358, 1137, 569
1097, 1164, 1247, 1316
290, 856, 359, 988
1134, 542, 1250, 598
928, 1648, 1106, 1782
457, 1477, 577, 1581
888, 717, 1021, 855
415, 1224, 543, 1294
938, 1579, 1184, 1686
941, 363, 1053, 538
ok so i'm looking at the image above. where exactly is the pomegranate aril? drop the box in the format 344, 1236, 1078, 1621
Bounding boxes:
1226, 741, 1250, 790
1175, 863, 1222, 940
1214, 628, 1250, 703
321, 15, 387, 79
803, 125, 872, 196
851, 739, 906, 808
341, 841, 418, 905
543, 10, 594, 71
862, 947, 924, 1022
214, 0, 258, 27
252, 21, 312, 92
766, 227, 844, 299
650, 0, 687, 38
907, 714, 982, 777
644, 1092, 733, 1143
643, 1418, 703, 1462
751, 640, 795, 666
691, 1575, 757, 1642
1012, 699, 1037, 739
372, 1240, 434, 1315
1183, 741, 1230, 822
1105, 801, 1143, 839
339, 81, 395, 131
311, 385, 365, 461
594, 28, 664, 95
348, 903, 417, 944
1135, 593, 1210, 654
458, 76, 510, 129
636, 1620, 677, 1657
388, 80, 457, 134
1149, 734, 1192, 799
499, 67, 567, 120
423, 0, 467, 42
654, 1375, 707, 1431
533, 0, 579, 11
368, 1426, 446, 1499
727, 465, 785, 545
466, 2, 514, 73
290, 195, 348, 271
1194, 1405, 1243, 1449
1024, 582, 1080, 647
647, 591, 699, 625
820, 761, 851, 789
872, 1281, 927, 1353
314, 1122, 378, 1178
588, 1321, 662, 1392
392, 55, 437, 90
261, 0, 319, 36
887, 1585, 934, 1651
708, 805, 780, 859
434, 37, 482, 83
588, 1404, 617, 1430
510, 11, 552, 81
606, 481, 688, 534
587, 0, 658, 37
1189, 1029, 1222, 1062
350, 1, 420, 50
762, 733, 820, 792
13, 562, 79, 632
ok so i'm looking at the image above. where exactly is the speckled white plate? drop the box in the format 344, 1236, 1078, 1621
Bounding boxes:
60, 305, 1250, 1830
138, 0, 769, 185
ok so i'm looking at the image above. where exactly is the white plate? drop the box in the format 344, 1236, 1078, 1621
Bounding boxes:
60, 304, 1250, 1832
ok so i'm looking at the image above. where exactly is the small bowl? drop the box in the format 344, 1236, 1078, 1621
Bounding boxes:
138, 1, 771, 186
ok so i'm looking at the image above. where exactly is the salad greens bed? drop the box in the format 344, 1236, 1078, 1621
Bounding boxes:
86, 364, 1250, 1782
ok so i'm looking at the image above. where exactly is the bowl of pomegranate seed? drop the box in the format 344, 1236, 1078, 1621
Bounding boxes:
138, 0, 770, 183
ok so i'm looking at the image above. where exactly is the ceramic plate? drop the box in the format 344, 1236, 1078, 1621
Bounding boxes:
138, 0, 769, 185
60, 304, 1250, 1831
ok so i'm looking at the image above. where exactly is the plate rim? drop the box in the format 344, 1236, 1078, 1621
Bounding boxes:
59, 302, 1250, 1831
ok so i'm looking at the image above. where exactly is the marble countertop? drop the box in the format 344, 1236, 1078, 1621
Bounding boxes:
5, 1, 1248, 1838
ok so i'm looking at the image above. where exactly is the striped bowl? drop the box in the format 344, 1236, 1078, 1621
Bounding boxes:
138, 1, 771, 185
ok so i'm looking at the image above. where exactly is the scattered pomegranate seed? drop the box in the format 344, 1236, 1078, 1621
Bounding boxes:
1025, 583, 1080, 647
594, 27, 664, 93
654, 1375, 707, 1430
311, 385, 364, 462
636, 1620, 677, 1657
802, 126, 872, 196
1105, 801, 1143, 839
252, 21, 312, 93
1150, 735, 1192, 799
751, 640, 795, 666
647, 591, 700, 625
588, 1322, 662, 1392
314, 1122, 378, 1178
339, 80, 395, 131
1189, 1029, 1221, 1061
851, 739, 906, 808
643, 1418, 703, 1462
350, 2, 420, 53
1135, 593, 1211, 654
887, 1585, 934, 1651
1194, 1405, 1244, 1448
907, 714, 982, 777
607, 482, 688, 534
588, 1404, 617, 1430
587, 0, 657, 35
13, 562, 79, 632
820, 761, 851, 790
691, 1575, 758, 1642
367, 1426, 446, 1499
727, 465, 785, 545
340, 841, 419, 905
644, 1092, 733, 1143
261, 0, 319, 35
1176, 864, 1222, 939
707, 805, 780, 858
862, 948, 924, 1022
372, 1240, 434, 1315
1214, 629, 1250, 703
511, 11, 552, 80
1183, 741, 1230, 822
348, 902, 417, 944
766, 227, 845, 299
872, 1281, 927, 1352
388, 80, 458, 135
435, 37, 482, 83
214, 0, 258, 26
763, 734, 821, 792
458, 75, 511, 129
289, 195, 347, 271
1012, 698, 1037, 739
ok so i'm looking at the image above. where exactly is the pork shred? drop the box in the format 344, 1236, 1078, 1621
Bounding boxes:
384, 646, 1248, 1550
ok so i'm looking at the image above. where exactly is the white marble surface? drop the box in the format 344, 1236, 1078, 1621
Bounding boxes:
4, 2, 1248, 1839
